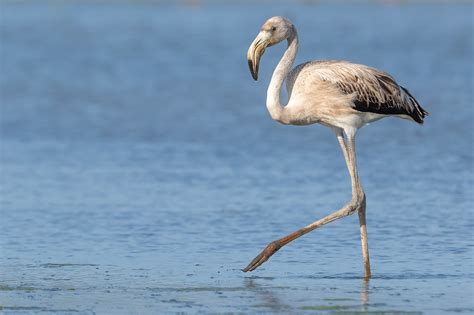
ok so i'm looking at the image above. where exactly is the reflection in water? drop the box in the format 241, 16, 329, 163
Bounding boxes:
361, 279, 369, 309
244, 277, 371, 312
244, 278, 290, 312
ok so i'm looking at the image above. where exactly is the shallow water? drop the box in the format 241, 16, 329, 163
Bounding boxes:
1, 1, 473, 314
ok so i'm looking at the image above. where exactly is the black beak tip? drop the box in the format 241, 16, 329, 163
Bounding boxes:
248, 59, 258, 81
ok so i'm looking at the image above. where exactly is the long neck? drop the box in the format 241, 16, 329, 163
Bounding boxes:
266, 29, 298, 123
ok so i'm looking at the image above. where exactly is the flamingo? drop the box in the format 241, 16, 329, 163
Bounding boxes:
243, 16, 428, 279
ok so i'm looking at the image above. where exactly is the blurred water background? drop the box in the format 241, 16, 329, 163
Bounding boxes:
1, 1, 473, 314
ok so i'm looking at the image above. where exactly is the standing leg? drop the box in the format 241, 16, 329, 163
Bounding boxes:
345, 130, 371, 279
358, 202, 371, 279
242, 129, 368, 274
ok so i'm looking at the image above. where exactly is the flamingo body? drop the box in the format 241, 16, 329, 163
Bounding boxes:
243, 16, 428, 277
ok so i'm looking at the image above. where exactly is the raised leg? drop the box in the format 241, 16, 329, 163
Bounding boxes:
242, 198, 360, 272
242, 128, 371, 279
335, 129, 351, 176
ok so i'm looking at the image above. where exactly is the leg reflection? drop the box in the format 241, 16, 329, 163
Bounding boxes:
360, 278, 369, 309
244, 278, 290, 312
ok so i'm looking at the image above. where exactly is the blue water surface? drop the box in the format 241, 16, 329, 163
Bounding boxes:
1, 1, 473, 314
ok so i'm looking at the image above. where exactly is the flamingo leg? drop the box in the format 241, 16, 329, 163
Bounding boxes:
242, 198, 361, 272
358, 200, 371, 279
344, 132, 371, 279
337, 129, 371, 278
336, 129, 351, 175
243, 129, 371, 279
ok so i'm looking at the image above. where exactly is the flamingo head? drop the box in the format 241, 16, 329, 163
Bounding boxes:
247, 16, 295, 81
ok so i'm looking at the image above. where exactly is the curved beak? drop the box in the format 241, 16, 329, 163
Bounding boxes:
247, 33, 267, 81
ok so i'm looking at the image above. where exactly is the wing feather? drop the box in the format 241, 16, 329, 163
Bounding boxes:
293, 61, 428, 123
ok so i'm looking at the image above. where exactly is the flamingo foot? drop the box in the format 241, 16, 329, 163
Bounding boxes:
242, 241, 281, 272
